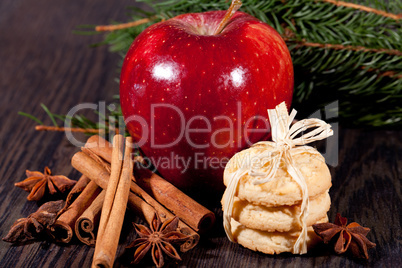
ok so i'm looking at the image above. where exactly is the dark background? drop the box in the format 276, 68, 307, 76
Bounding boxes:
0, 0, 401, 267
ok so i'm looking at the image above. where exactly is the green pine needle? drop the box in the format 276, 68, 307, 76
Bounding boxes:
40, 104, 59, 127
18, 112, 44, 125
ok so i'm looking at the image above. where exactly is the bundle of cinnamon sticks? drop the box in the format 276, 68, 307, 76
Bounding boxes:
4, 134, 215, 267
46, 135, 215, 267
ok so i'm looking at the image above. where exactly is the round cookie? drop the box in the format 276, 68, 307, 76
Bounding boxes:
222, 191, 330, 232
224, 144, 331, 207
231, 216, 328, 254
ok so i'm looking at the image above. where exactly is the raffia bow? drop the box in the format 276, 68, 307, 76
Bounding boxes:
223, 102, 333, 254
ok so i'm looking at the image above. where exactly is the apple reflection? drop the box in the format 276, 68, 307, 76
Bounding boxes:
230, 67, 245, 88
151, 61, 179, 82
221, 66, 247, 92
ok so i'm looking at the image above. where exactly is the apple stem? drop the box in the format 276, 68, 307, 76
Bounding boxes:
213, 0, 243, 35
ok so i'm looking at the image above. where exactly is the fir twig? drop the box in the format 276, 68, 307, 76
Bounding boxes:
95, 16, 159, 32
19, 99, 129, 138
35, 125, 106, 134
284, 38, 402, 56
72, 0, 402, 127
363, 67, 402, 79
321, 0, 402, 20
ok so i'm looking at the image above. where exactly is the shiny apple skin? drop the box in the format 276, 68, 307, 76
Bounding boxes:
120, 11, 293, 193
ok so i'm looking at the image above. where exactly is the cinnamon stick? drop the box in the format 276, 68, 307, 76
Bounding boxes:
61, 175, 91, 214
71, 151, 200, 252
93, 135, 132, 268
83, 142, 180, 223
75, 191, 105, 246
84, 135, 114, 162
135, 168, 215, 233
49, 180, 101, 243
84, 135, 215, 232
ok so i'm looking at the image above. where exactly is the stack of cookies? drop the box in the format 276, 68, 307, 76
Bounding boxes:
222, 144, 332, 254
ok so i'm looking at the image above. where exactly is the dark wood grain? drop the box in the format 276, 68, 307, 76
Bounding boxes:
0, 1, 401, 267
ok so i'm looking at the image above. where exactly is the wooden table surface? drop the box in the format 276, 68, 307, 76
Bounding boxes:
0, 0, 401, 267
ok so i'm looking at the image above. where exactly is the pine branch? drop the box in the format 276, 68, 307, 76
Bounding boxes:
320, 0, 402, 20
77, 0, 402, 127
35, 125, 106, 134
369, 69, 401, 79
19, 103, 129, 138
95, 16, 159, 32
284, 37, 402, 56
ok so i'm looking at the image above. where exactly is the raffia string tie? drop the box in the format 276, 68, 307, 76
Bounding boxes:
223, 101, 333, 254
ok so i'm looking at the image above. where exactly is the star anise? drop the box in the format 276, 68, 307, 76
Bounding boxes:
2, 200, 65, 243
313, 213, 376, 259
15, 167, 76, 201
126, 213, 192, 267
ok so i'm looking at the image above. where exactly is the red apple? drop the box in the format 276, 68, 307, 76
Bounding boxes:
120, 9, 293, 193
